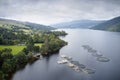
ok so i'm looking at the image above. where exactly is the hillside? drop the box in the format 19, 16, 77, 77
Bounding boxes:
91, 16, 120, 32
0, 18, 67, 80
0, 18, 55, 32
51, 20, 105, 29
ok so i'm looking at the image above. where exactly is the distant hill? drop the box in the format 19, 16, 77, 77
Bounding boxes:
23, 22, 55, 31
91, 16, 120, 32
0, 18, 55, 31
51, 20, 105, 29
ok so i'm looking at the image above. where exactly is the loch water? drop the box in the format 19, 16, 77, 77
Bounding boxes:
12, 29, 120, 80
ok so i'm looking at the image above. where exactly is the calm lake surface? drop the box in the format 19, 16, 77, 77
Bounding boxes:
12, 29, 120, 80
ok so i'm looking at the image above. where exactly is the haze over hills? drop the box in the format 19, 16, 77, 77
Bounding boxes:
0, 18, 55, 31
51, 20, 105, 29
91, 16, 120, 32
1, 16, 120, 32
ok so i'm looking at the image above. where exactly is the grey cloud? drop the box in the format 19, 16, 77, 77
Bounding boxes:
0, 0, 120, 25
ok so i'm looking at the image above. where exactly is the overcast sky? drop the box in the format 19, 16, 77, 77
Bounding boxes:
0, 0, 120, 25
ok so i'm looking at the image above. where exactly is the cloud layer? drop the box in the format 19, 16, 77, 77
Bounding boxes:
0, 0, 120, 25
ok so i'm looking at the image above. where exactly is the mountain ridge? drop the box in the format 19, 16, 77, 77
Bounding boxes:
0, 18, 55, 31
91, 16, 120, 32
51, 20, 105, 29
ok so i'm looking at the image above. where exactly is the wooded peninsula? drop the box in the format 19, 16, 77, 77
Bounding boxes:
0, 26, 67, 80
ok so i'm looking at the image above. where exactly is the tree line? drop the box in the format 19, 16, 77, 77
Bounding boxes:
0, 27, 67, 80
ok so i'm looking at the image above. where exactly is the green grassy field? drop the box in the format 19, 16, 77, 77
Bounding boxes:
34, 43, 42, 47
0, 43, 42, 55
0, 45, 26, 55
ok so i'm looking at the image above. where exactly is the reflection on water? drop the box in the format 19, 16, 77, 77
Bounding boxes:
12, 29, 120, 80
